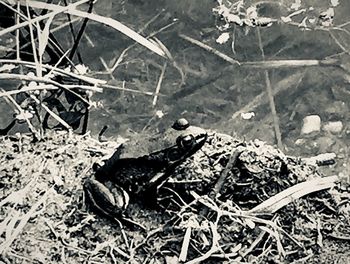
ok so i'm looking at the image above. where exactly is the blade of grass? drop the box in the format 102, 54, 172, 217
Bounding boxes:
12, 1, 166, 57
5, 211, 20, 241
10, 0, 167, 57
257, 27, 283, 151
38, 14, 55, 59
0, 0, 90, 37
65, 9, 166, 58
249, 175, 338, 214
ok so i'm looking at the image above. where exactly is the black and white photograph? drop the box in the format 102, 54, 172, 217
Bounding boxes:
0, 0, 349, 263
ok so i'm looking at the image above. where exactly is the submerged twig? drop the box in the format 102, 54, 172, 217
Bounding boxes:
179, 34, 240, 66
257, 28, 283, 151
152, 62, 167, 106
230, 71, 306, 120
179, 35, 339, 69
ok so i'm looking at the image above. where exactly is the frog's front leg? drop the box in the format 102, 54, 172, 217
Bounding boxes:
84, 178, 129, 217
92, 144, 125, 175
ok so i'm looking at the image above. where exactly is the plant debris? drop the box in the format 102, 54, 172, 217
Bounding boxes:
0, 130, 349, 263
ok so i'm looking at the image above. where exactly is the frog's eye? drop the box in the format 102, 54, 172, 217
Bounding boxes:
177, 134, 195, 149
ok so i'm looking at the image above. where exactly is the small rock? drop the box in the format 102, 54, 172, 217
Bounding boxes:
323, 121, 343, 134
301, 115, 321, 135
295, 138, 306, 146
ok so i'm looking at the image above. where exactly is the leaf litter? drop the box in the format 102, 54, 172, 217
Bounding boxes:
0, 130, 349, 263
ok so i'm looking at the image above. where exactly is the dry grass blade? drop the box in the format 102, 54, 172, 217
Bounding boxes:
66, 10, 167, 58
257, 27, 283, 151
0, 0, 90, 38
213, 148, 242, 196
241, 58, 340, 69
38, 14, 55, 59
0, 184, 32, 208
249, 175, 338, 214
5, 211, 20, 242
179, 226, 192, 262
102, 83, 154, 96
25, 3, 40, 76
11, 0, 167, 58
259, 226, 285, 257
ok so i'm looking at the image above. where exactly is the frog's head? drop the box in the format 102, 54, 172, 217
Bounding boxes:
160, 118, 207, 162
162, 118, 207, 148
147, 120, 207, 188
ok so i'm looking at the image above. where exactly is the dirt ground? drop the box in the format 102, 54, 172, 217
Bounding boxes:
0, 130, 349, 263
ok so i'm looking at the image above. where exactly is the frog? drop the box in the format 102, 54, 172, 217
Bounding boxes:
83, 119, 207, 218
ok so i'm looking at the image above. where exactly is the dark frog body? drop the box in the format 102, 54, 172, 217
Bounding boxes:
84, 119, 207, 218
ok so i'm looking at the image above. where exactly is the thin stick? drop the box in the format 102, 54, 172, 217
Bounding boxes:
47, 49, 71, 77
0, 73, 91, 104
101, 83, 154, 96
0, 59, 106, 85
240, 58, 339, 68
213, 148, 242, 196
29, 94, 72, 130
230, 71, 306, 120
16, 2, 20, 60
25, 3, 40, 75
179, 35, 339, 69
152, 62, 167, 106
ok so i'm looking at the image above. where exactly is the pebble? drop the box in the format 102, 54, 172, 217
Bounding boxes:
323, 121, 343, 134
301, 115, 321, 135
